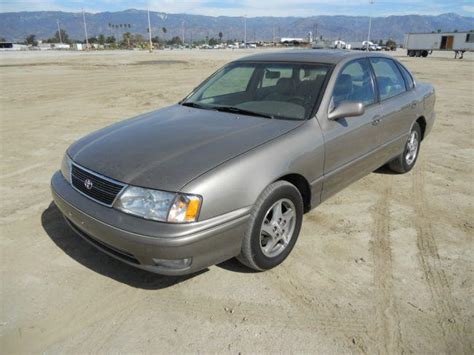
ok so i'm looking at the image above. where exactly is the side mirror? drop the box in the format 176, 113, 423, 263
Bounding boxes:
328, 101, 365, 120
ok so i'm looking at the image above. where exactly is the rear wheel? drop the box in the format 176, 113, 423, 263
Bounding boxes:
388, 122, 421, 173
237, 181, 303, 271
422, 50, 429, 57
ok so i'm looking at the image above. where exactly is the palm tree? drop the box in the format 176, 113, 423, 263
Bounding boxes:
219, 31, 223, 43
162, 27, 167, 39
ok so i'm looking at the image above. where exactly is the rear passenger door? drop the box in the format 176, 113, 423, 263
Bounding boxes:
369, 57, 416, 161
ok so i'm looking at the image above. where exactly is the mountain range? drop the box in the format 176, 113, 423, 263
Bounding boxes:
0, 10, 473, 44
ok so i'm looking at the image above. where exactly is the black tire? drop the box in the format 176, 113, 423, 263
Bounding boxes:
408, 50, 415, 57
237, 181, 303, 271
388, 122, 421, 173
422, 50, 429, 57
415, 50, 422, 57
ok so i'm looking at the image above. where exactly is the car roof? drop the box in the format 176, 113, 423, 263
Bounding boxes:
236, 49, 393, 65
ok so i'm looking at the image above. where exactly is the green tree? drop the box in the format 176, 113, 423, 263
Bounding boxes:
0, 37, 6, 42
386, 39, 397, 50
49, 29, 70, 44
133, 34, 145, 44
208, 37, 219, 46
219, 31, 223, 42
162, 27, 167, 39
98, 34, 105, 45
25, 34, 38, 46
105, 35, 116, 44
167, 36, 182, 45
123, 32, 132, 47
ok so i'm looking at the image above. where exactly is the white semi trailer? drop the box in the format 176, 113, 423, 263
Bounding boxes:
404, 31, 474, 58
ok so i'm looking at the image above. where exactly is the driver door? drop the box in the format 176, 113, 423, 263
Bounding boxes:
320, 58, 383, 200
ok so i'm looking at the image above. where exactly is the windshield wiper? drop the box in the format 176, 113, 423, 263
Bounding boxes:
213, 106, 274, 119
181, 102, 216, 111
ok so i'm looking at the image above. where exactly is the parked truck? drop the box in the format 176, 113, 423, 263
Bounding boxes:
404, 31, 474, 58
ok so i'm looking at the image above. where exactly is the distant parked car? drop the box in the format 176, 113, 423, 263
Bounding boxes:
51, 50, 435, 275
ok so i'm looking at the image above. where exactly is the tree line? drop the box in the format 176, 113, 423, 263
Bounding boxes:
20, 27, 232, 48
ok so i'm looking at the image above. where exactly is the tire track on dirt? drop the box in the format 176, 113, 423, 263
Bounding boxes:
412, 161, 469, 354
371, 184, 403, 354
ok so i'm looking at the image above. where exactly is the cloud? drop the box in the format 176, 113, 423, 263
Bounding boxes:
462, 5, 474, 13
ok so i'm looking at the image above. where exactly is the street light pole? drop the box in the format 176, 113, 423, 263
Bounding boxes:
82, 9, 89, 50
57, 20, 63, 44
147, 8, 153, 52
182, 20, 185, 45
244, 15, 247, 46
367, 0, 374, 51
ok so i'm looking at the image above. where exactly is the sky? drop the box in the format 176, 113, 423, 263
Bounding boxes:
1, 0, 474, 17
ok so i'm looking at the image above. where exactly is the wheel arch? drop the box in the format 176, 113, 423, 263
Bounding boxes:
416, 116, 427, 141
275, 173, 312, 213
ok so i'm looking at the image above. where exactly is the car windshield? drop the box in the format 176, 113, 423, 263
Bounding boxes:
182, 62, 330, 120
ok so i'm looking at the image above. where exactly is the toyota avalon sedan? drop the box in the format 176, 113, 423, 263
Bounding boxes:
51, 50, 435, 275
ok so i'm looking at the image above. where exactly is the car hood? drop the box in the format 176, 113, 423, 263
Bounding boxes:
69, 104, 303, 191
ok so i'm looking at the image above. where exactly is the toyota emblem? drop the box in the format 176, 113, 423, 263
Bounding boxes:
84, 178, 93, 190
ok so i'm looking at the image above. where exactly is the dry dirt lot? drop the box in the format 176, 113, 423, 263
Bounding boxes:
0, 48, 472, 354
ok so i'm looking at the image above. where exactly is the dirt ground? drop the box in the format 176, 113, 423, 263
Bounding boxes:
0, 48, 472, 354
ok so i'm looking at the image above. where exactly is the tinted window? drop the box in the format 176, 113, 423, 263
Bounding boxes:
370, 58, 406, 100
397, 63, 414, 90
332, 59, 376, 107
202, 66, 254, 98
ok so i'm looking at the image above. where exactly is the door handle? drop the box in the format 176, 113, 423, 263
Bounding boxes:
372, 115, 381, 125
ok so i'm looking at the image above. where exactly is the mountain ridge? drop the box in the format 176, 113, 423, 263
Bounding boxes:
1, 10, 473, 43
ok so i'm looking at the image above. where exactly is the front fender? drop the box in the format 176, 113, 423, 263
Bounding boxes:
181, 119, 325, 221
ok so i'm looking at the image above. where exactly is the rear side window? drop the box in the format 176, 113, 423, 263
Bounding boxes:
370, 58, 406, 100
332, 59, 376, 107
397, 63, 414, 90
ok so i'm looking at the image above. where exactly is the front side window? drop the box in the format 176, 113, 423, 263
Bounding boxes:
184, 62, 330, 120
370, 58, 406, 100
332, 59, 376, 107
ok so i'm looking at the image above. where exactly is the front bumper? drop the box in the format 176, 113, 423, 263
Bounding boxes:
51, 171, 250, 275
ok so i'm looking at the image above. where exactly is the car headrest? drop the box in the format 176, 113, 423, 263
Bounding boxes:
334, 74, 353, 97
276, 78, 296, 94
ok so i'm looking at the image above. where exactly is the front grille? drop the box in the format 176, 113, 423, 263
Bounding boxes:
71, 164, 126, 206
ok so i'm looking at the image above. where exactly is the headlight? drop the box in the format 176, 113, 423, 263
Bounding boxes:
115, 186, 202, 223
61, 153, 72, 183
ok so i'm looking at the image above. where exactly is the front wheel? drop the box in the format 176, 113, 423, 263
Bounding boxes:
388, 122, 421, 173
237, 181, 303, 271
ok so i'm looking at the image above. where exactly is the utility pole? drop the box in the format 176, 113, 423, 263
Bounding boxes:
57, 20, 63, 44
147, 8, 153, 52
82, 9, 89, 49
367, 0, 374, 51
